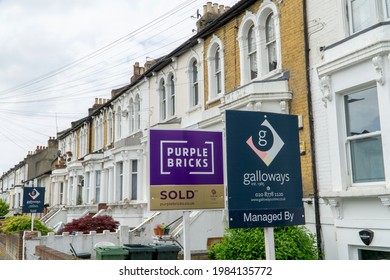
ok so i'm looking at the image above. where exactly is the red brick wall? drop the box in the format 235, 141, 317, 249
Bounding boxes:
35, 245, 76, 260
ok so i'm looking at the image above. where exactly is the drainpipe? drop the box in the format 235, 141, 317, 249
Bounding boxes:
302, 0, 323, 259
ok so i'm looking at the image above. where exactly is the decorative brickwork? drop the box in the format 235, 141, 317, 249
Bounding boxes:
202, 0, 314, 196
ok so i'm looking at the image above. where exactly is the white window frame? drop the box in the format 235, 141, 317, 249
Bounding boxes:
84, 172, 90, 203
79, 124, 88, 157
95, 170, 101, 204
342, 86, 385, 186
159, 78, 167, 121
116, 107, 122, 140
346, 0, 383, 34
94, 115, 103, 151
159, 72, 176, 121
131, 160, 138, 200
238, 2, 281, 83
59, 182, 64, 205
190, 59, 199, 108
168, 73, 176, 117
129, 98, 135, 133
71, 133, 77, 158
265, 13, 277, 72
238, 12, 259, 85
248, 25, 258, 80
116, 162, 123, 201
107, 109, 114, 145
385, 0, 390, 18
129, 94, 140, 133
135, 94, 140, 130
257, 2, 282, 77
207, 35, 225, 103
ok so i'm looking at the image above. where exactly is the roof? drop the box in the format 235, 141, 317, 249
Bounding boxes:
61, 0, 256, 136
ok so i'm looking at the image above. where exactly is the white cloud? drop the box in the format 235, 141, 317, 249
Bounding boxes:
0, 0, 239, 174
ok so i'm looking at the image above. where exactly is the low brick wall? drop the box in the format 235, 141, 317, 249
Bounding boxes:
35, 245, 76, 260
178, 250, 209, 260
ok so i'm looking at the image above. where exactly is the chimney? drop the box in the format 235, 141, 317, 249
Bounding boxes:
48, 137, 58, 149
88, 98, 107, 115
111, 88, 122, 98
196, 2, 229, 32
131, 62, 146, 83
144, 58, 157, 71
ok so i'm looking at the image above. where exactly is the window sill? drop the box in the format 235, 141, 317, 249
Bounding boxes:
206, 95, 223, 105
320, 185, 390, 199
108, 201, 147, 209
257, 68, 283, 81
128, 129, 141, 137
186, 104, 201, 114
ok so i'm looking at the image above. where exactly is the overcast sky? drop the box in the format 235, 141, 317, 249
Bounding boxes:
0, 0, 239, 174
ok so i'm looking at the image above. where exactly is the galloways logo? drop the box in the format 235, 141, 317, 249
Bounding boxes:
246, 116, 284, 166
28, 188, 41, 200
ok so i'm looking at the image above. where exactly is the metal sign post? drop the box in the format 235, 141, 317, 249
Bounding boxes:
264, 227, 275, 260
183, 211, 191, 260
31, 213, 34, 231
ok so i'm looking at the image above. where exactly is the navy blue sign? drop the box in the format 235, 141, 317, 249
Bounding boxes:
225, 110, 305, 228
22, 187, 45, 214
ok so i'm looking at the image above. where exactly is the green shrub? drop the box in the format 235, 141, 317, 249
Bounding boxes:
209, 226, 320, 260
0, 199, 9, 216
1, 215, 53, 235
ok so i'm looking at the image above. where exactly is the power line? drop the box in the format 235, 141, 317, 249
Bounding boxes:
0, 0, 199, 98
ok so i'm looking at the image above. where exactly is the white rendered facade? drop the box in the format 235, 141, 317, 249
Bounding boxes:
308, 0, 390, 259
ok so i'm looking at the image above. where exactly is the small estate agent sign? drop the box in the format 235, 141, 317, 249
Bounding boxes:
22, 187, 45, 214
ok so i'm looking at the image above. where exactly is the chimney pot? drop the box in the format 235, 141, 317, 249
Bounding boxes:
213, 3, 218, 14
219, 4, 224, 14
207, 2, 212, 13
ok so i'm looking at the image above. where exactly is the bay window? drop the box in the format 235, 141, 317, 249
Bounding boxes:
347, 0, 390, 34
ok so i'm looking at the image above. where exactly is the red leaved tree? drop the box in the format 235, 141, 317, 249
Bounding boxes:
59, 215, 119, 234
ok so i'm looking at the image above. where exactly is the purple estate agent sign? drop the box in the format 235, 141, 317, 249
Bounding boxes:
149, 129, 225, 211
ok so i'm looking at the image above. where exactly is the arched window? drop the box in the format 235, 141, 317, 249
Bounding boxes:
248, 25, 258, 79
257, 2, 281, 76
71, 133, 77, 156
160, 79, 167, 120
129, 95, 140, 132
237, 15, 258, 85
94, 118, 98, 150
94, 116, 103, 150
129, 98, 135, 133
190, 59, 199, 107
207, 36, 225, 102
79, 124, 88, 157
135, 95, 140, 130
116, 107, 122, 139
265, 13, 277, 71
169, 74, 176, 117
215, 47, 222, 95
107, 110, 113, 144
